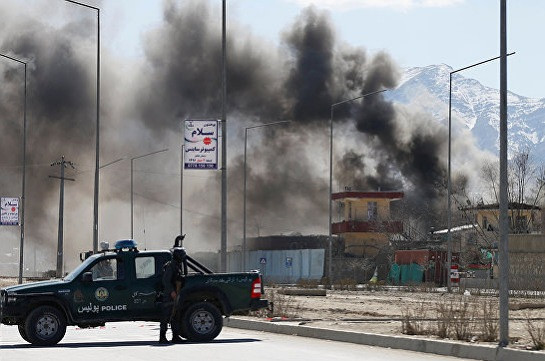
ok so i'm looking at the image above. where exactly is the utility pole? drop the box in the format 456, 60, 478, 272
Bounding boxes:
220, 0, 227, 272
50, 156, 75, 278
498, 0, 509, 347
180, 145, 184, 243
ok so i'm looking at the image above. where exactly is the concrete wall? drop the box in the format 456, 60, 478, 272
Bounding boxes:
343, 232, 389, 257
509, 234, 545, 291
460, 234, 545, 291
225, 249, 325, 284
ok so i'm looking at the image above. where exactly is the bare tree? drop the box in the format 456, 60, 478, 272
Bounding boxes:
475, 149, 544, 234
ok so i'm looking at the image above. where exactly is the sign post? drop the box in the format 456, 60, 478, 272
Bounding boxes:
184, 120, 218, 170
1, 197, 20, 226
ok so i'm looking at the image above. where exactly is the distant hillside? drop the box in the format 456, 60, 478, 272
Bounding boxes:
388, 64, 545, 161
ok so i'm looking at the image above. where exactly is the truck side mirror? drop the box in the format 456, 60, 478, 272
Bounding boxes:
82, 272, 93, 283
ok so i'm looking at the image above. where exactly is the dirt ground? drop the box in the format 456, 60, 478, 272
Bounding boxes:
255, 285, 545, 352
2, 277, 544, 351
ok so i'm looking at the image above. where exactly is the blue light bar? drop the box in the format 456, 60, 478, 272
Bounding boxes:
115, 239, 138, 250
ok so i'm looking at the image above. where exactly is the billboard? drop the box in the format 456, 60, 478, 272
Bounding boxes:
184, 119, 218, 169
1, 197, 19, 226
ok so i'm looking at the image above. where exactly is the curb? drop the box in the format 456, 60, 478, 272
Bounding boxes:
225, 318, 544, 361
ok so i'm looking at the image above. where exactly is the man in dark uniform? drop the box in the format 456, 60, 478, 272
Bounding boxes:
159, 246, 186, 344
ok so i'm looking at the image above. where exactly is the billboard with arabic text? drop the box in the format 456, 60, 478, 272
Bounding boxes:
1, 197, 19, 226
184, 120, 218, 169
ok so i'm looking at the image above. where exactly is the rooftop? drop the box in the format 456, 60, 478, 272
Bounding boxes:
332, 191, 404, 201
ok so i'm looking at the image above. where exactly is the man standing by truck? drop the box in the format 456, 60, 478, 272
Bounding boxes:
159, 244, 186, 344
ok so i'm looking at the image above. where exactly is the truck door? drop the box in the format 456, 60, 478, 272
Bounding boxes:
73, 256, 131, 321
128, 254, 163, 319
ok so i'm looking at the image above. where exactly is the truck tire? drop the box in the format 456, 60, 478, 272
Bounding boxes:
18, 323, 30, 343
24, 305, 67, 346
181, 302, 223, 342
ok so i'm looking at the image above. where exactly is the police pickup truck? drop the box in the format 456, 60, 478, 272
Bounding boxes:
0, 239, 268, 346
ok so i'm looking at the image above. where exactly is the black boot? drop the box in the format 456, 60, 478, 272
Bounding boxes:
159, 330, 169, 344
159, 336, 169, 344
171, 334, 184, 344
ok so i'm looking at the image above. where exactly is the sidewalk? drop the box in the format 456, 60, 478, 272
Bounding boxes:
225, 317, 545, 361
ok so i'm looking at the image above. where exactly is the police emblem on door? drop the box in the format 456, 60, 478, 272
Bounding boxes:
95, 287, 109, 301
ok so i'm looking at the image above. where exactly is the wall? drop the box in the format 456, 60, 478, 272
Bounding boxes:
509, 234, 545, 291
228, 249, 325, 284
343, 232, 389, 257
342, 197, 391, 222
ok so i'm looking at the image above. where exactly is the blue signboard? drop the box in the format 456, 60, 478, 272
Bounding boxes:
285, 257, 293, 268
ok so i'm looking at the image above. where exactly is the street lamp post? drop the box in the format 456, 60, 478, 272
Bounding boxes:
180, 145, 184, 241
446, 52, 515, 293
243, 121, 290, 271
99, 158, 124, 170
220, 0, 228, 273
499, 1, 509, 347
328, 89, 388, 285
62, 0, 100, 253
0, 53, 27, 284
130, 149, 169, 239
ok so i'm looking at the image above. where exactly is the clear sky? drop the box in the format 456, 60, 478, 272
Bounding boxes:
4, 0, 542, 98
91, 0, 545, 99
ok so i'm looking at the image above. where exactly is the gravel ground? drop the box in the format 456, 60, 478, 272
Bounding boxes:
258, 286, 545, 352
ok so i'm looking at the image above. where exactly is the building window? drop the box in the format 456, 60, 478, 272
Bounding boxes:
348, 202, 352, 220
337, 201, 345, 220
482, 216, 488, 231
368, 202, 378, 221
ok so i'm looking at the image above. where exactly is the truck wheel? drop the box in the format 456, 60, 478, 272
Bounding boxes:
24, 305, 67, 346
18, 324, 30, 343
181, 302, 223, 342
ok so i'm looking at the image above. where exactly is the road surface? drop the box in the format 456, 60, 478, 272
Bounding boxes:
0, 321, 476, 361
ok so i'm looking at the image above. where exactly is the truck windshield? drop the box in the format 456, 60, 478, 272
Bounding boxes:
63, 254, 102, 282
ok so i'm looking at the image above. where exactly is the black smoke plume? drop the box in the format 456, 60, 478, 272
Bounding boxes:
0, 1, 459, 272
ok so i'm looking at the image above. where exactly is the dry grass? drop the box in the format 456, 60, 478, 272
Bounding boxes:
401, 295, 500, 342
250, 287, 301, 319
401, 301, 431, 336
525, 311, 545, 350
479, 299, 498, 342
0, 277, 17, 288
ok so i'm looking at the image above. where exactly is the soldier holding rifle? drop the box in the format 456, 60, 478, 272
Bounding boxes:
159, 235, 186, 344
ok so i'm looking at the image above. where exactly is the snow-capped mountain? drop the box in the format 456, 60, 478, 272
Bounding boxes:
387, 64, 545, 160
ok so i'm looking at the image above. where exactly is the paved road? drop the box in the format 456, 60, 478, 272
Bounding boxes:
0, 322, 475, 361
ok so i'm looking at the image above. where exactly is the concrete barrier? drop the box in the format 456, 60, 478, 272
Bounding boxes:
277, 288, 327, 296
225, 317, 544, 361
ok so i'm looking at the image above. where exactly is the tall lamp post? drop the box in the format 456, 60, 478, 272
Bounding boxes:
0, 53, 27, 284
180, 145, 184, 241
100, 158, 124, 170
499, 0, 509, 347
63, 0, 100, 253
243, 121, 290, 271
328, 89, 387, 285
130, 149, 169, 239
446, 52, 514, 293
220, 0, 228, 272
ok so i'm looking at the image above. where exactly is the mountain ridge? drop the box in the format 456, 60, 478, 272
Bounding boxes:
389, 64, 545, 160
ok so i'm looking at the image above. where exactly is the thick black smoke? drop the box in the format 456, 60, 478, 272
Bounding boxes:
136, 0, 285, 136
0, 1, 460, 268
0, 16, 96, 255
284, 8, 334, 123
